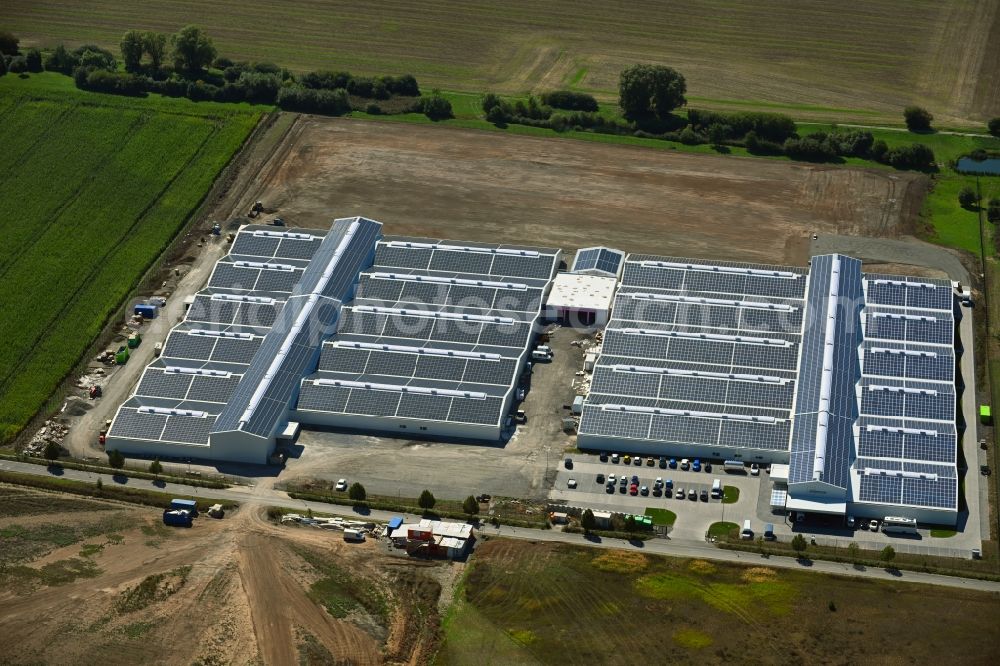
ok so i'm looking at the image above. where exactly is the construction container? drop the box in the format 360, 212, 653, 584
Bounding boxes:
127, 333, 142, 348
115, 346, 130, 365
170, 498, 198, 516
981, 405, 992, 425
162, 509, 193, 527
134, 303, 158, 319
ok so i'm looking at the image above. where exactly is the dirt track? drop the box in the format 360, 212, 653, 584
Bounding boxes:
0, 498, 444, 665
246, 116, 925, 267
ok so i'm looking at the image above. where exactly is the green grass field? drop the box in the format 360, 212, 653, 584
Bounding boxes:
435, 539, 1000, 664
0, 73, 261, 442
7, 0, 998, 125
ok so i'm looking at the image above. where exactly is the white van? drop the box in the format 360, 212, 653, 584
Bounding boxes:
711, 479, 722, 498
343, 529, 365, 542
531, 349, 552, 362
740, 519, 753, 540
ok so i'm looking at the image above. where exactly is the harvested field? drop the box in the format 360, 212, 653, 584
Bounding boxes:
0, 485, 447, 665
7, 1, 999, 123
247, 117, 925, 267
435, 538, 1000, 665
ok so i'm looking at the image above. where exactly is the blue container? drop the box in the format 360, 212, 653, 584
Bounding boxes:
170, 498, 198, 516
163, 509, 193, 527
134, 303, 158, 319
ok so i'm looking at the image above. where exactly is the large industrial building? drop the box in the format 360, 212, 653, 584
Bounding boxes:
577, 253, 961, 525
106, 215, 963, 525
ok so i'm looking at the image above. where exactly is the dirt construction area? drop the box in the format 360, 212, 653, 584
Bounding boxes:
0, 485, 450, 665
249, 116, 925, 266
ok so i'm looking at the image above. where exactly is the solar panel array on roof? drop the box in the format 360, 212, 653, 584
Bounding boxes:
579, 254, 808, 453
572, 246, 625, 277
850, 270, 958, 511
297, 237, 560, 431
107, 218, 383, 455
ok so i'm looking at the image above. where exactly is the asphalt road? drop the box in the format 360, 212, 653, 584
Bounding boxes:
4, 458, 999, 594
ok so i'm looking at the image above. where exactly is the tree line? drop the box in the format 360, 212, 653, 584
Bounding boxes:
0, 27, 452, 120
481, 64, 941, 171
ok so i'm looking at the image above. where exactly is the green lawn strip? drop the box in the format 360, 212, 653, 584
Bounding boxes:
644, 507, 677, 526
707, 521, 739, 538
722, 486, 740, 504
930, 529, 958, 538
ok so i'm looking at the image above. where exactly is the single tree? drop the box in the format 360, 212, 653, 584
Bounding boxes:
707, 123, 731, 146
880, 545, 896, 564
989, 117, 1000, 138
581, 508, 597, 533
903, 106, 933, 132
348, 482, 366, 502
418, 489, 436, 510
988, 198, 1000, 224
421, 92, 453, 120
462, 495, 480, 515
791, 533, 808, 555
95, 477, 103, 490
43, 440, 61, 461
148, 458, 163, 475
25, 48, 42, 72
120, 30, 145, 72
847, 541, 860, 562
171, 25, 216, 74
107, 449, 125, 469
959, 186, 979, 209
144, 31, 167, 70
619, 64, 687, 122
0, 31, 18, 56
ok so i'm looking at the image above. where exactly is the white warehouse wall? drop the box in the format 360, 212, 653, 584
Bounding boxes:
577, 433, 791, 465
295, 410, 501, 441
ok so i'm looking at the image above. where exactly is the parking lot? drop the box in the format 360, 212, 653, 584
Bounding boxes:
548, 453, 765, 539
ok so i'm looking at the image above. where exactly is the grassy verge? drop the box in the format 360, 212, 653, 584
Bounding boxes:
0, 453, 229, 488
0, 470, 235, 512
722, 486, 740, 504
715, 536, 999, 581
292, 545, 390, 624
644, 507, 677, 526
707, 522, 739, 539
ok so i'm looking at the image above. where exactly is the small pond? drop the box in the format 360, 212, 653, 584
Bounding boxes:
956, 157, 1000, 175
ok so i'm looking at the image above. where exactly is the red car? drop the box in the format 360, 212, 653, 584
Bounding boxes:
629, 483, 639, 495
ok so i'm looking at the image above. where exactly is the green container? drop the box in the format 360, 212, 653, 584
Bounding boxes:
981, 405, 992, 425
115, 346, 130, 365
127, 333, 142, 349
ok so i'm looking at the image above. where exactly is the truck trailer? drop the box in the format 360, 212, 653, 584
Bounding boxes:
170, 498, 198, 516
162, 509, 193, 527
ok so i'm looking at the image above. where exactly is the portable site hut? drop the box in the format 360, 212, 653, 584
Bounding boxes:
134, 303, 158, 319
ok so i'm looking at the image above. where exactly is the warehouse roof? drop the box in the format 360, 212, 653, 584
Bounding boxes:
545, 272, 618, 313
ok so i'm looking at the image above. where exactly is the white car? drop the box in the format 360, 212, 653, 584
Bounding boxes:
680, 458, 690, 470
869, 519, 880, 531
334, 479, 348, 491
567, 479, 577, 489
750, 463, 761, 475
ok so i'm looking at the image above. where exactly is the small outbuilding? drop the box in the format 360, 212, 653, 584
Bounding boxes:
544, 272, 618, 327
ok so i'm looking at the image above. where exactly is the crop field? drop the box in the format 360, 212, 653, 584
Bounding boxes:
435, 539, 1000, 664
0, 73, 260, 443
7, 0, 1000, 124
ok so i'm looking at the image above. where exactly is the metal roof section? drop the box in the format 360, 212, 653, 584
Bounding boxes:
212, 217, 382, 439
296, 236, 560, 430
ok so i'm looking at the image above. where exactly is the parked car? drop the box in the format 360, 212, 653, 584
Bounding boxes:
567, 479, 577, 489
335, 479, 348, 491
659, 456, 668, 468
606, 483, 615, 494
640, 485, 649, 496
750, 463, 761, 476
859, 519, 869, 531
564, 457, 573, 469
631, 475, 639, 484
611, 453, 620, 464
599, 452, 609, 462
619, 484, 626, 494
869, 519, 879, 531
664, 478, 673, 490
846, 515, 856, 529
700, 490, 709, 502
652, 487, 662, 497
629, 483, 639, 496
633, 456, 642, 466
596, 473, 605, 484
619, 476, 628, 486
704, 462, 713, 473
646, 457, 655, 467
676, 487, 685, 499
688, 488, 697, 501
608, 474, 616, 485
669, 458, 677, 469
623, 455, 632, 465
692, 459, 701, 472
680, 458, 690, 470
654, 477, 663, 488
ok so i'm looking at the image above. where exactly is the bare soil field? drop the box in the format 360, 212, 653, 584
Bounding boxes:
246, 116, 925, 267
0, 485, 449, 665
8, 0, 999, 123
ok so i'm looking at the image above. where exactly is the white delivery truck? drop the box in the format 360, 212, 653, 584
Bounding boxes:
343, 529, 366, 542
740, 519, 753, 539
711, 479, 722, 499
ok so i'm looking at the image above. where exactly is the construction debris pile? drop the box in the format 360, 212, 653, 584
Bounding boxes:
26, 420, 68, 456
